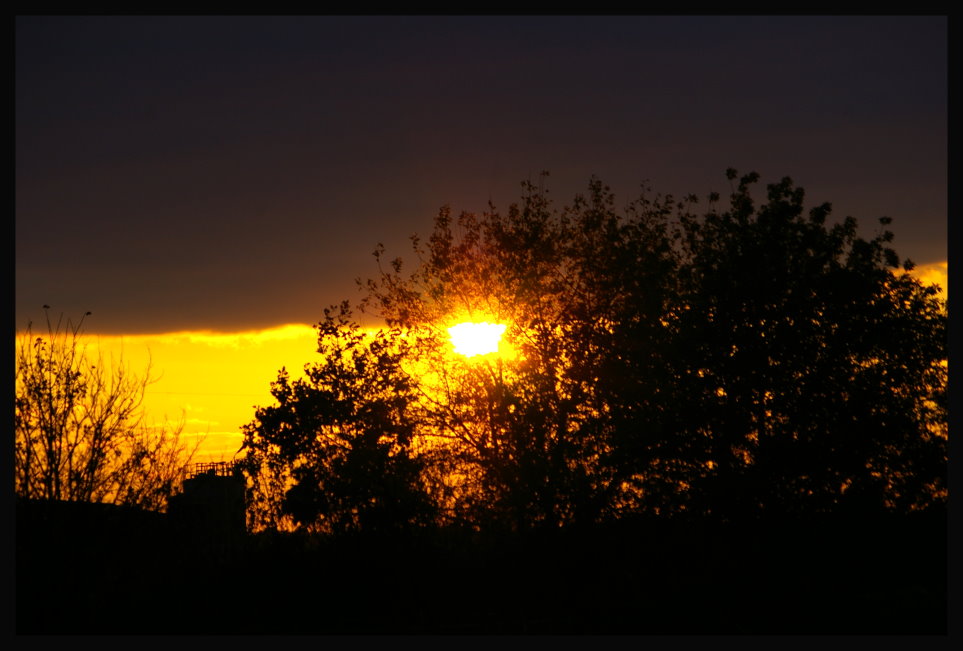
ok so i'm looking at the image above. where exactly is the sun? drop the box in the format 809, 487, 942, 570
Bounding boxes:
447, 321, 507, 358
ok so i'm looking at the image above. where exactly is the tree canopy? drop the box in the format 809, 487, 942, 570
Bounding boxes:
240, 169, 947, 534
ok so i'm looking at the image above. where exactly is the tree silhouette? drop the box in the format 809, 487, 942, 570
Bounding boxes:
15, 308, 198, 511
671, 171, 947, 518
241, 170, 947, 534
239, 302, 437, 534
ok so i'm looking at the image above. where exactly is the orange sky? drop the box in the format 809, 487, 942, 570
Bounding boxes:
80, 324, 321, 464
909, 260, 948, 296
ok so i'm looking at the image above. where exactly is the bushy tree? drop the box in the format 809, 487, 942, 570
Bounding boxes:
241, 170, 947, 534
670, 171, 947, 517
15, 308, 197, 512
239, 302, 437, 534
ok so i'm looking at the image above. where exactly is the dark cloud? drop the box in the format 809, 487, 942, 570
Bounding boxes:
16, 16, 947, 333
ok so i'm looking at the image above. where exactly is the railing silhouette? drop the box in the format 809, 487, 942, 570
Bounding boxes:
187, 461, 238, 479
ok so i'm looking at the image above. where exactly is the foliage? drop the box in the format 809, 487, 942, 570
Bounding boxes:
241, 170, 947, 533
15, 308, 198, 511
670, 171, 947, 516
239, 302, 437, 534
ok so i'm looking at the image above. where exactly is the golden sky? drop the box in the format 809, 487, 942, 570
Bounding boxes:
910, 260, 948, 296
81, 324, 321, 464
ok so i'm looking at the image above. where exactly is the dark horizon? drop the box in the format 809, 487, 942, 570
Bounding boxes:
15, 486, 948, 634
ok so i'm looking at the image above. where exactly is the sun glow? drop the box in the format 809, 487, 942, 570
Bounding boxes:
448, 321, 507, 358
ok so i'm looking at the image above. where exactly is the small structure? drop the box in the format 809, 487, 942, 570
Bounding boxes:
168, 461, 247, 543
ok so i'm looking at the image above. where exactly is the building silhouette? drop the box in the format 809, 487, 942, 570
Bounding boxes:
168, 461, 247, 546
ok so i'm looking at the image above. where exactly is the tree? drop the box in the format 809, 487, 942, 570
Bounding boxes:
239, 302, 437, 534
671, 171, 947, 517
15, 308, 198, 512
241, 170, 947, 534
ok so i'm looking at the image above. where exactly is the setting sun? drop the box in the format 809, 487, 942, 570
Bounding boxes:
448, 322, 507, 358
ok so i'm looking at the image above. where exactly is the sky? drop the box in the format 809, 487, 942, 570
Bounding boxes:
15, 16, 948, 462
16, 15, 947, 333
